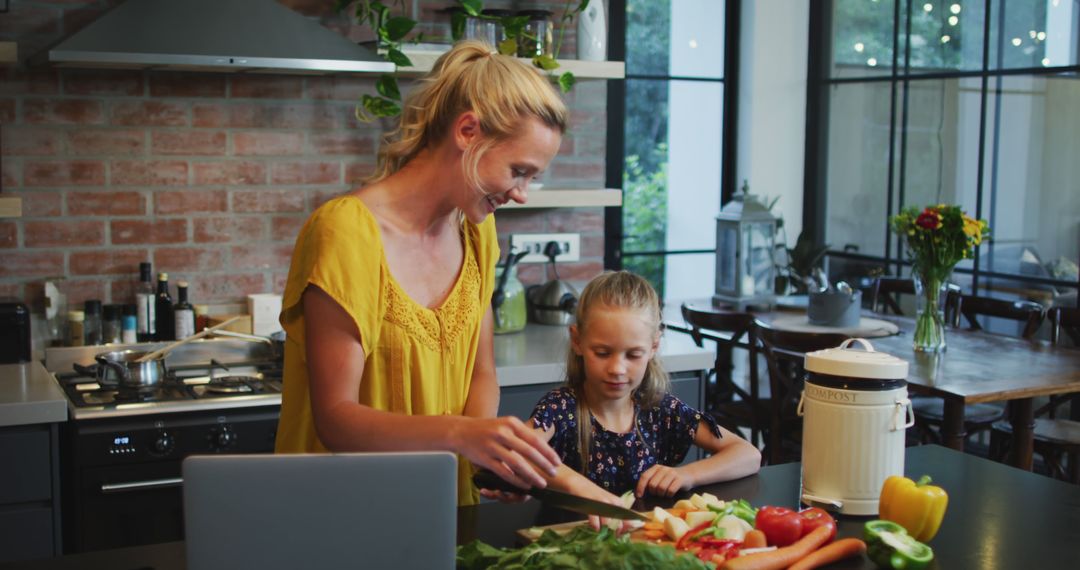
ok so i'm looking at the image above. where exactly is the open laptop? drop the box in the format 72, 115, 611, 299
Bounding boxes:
183, 452, 458, 570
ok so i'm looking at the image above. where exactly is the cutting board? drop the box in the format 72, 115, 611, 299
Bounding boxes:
516, 516, 673, 547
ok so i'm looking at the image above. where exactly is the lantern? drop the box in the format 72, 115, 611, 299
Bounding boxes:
713, 188, 778, 308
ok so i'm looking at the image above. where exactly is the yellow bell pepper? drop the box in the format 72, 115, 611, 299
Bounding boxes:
878, 475, 948, 542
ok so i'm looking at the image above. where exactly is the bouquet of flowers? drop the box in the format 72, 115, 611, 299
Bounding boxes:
890, 204, 990, 351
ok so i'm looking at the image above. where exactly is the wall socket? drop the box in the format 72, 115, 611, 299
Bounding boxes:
509, 233, 581, 263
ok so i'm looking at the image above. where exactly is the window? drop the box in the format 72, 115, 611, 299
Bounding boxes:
607, 0, 737, 301
812, 0, 1079, 314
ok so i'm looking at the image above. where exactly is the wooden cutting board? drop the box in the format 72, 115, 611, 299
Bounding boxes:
516, 516, 674, 547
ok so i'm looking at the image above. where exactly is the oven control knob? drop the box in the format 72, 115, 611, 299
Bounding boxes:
153, 432, 175, 455
210, 426, 237, 450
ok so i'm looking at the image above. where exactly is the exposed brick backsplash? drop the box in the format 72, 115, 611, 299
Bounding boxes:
0, 0, 607, 311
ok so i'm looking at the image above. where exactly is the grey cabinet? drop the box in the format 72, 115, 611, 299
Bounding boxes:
0, 423, 62, 563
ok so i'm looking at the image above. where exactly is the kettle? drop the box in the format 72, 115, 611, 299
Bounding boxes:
526, 242, 579, 326
492, 250, 528, 334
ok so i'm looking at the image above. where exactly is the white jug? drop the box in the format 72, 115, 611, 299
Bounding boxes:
798, 338, 912, 515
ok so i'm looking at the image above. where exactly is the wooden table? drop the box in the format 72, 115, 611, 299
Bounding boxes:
10, 446, 1077, 569
668, 299, 1080, 472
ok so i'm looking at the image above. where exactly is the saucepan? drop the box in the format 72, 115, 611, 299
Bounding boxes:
73, 349, 168, 391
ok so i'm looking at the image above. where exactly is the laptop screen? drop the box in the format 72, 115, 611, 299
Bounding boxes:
183, 452, 457, 570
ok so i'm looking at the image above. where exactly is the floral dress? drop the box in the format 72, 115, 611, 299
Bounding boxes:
530, 386, 722, 494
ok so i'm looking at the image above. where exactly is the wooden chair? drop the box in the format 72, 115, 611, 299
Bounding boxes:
678, 304, 769, 452
913, 295, 1045, 451
991, 306, 1080, 483
755, 322, 850, 465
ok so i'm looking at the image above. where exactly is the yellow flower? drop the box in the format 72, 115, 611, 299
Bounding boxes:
962, 216, 983, 245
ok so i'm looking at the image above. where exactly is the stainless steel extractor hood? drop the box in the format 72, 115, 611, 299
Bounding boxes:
34, 0, 394, 74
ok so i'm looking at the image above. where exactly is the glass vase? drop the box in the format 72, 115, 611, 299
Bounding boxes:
912, 269, 950, 353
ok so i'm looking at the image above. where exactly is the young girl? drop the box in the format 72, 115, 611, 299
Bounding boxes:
528, 271, 761, 524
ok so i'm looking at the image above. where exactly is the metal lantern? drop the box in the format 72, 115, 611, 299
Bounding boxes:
713, 189, 778, 308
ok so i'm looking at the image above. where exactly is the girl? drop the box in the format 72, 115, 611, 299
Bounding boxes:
529, 271, 761, 525
275, 41, 566, 505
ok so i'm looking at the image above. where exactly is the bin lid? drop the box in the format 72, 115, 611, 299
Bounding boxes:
804, 338, 909, 380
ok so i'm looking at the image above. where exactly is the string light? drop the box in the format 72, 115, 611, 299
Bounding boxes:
948, 16, 958, 26
855, 42, 865, 53
1036, 31, 1046, 41
1042, 57, 1050, 66
1012, 38, 1022, 46
1029, 30, 1038, 39
950, 4, 961, 14
689, 39, 699, 48
923, 3, 933, 12
941, 35, 951, 43
867, 57, 878, 66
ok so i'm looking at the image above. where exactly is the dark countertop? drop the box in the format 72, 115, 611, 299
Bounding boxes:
5, 445, 1077, 569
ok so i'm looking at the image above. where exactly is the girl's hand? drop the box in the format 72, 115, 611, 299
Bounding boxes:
575, 489, 635, 535
451, 416, 561, 490
636, 464, 693, 498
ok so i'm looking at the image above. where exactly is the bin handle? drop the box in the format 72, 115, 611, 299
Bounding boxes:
837, 338, 875, 352
797, 390, 806, 417
892, 397, 915, 431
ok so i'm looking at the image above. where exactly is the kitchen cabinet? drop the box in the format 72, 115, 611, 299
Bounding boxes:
0, 423, 62, 563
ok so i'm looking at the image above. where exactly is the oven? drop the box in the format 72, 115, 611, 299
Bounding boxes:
45, 339, 282, 553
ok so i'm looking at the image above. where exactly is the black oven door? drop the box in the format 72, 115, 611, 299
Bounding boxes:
66, 461, 185, 553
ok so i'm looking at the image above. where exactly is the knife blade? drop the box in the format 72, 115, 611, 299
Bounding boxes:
472, 469, 649, 521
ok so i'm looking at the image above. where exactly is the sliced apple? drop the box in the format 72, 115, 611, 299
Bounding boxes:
685, 510, 716, 529
664, 515, 691, 542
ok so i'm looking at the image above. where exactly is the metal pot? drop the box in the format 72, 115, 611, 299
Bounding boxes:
93, 349, 167, 390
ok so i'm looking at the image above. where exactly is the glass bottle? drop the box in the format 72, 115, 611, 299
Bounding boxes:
517, 10, 554, 57
136, 262, 156, 341
67, 310, 85, 347
121, 304, 138, 344
173, 281, 195, 340
194, 304, 210, 333
155, 273, 175, 341
102, 303, 123, 344
83, 300, 103, 346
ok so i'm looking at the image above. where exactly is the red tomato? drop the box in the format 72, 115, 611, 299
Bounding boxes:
754, 506, 803, 547
798, 507, 837, 541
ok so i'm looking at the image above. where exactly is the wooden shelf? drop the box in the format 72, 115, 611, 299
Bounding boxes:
499, 189, 621, 210
399, 49, 624, 79
0, 42, 16, 64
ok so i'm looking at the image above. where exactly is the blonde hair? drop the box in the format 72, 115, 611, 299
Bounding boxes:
566, 271, 669, 473
367, 41, 569, 186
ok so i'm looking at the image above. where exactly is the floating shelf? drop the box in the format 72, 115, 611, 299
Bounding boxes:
499, 189, 621, 210
399, 49, 624, 79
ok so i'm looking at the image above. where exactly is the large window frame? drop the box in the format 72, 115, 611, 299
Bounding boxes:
805, 0, 1080, 304
604, 1, 743, 288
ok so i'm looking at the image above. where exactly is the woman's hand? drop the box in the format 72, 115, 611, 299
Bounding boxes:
636, 464, 693, 498
451, 416, 561, 490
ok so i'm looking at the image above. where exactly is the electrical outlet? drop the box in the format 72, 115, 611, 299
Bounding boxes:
509, 233, 581, 263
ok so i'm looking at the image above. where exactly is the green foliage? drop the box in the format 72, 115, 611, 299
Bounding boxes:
622, 143, 669, 297
557, 72, 576, 94
456, 525, 711, 570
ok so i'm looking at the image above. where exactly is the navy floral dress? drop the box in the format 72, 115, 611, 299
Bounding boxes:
530, 387, 722, 495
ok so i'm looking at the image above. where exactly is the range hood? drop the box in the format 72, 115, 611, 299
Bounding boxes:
35, 0, 394, 74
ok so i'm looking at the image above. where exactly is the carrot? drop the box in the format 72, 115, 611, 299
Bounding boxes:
788, 538, 867, 570
643, 529, 666, 540
643, 521, 664, 531
667, 508, 688, 518
719, 525, 833, 570
742, 529, 767, 549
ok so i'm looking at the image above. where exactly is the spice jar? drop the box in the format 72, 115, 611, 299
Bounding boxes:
517, 10, 554, 57
83, 300, 103, 346
122, 304, 138, 344
67, 310, 86, 347
103, 303, 123, 344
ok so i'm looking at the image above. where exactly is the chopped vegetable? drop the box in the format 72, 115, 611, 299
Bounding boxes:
708, 498, 758, 526
864, 519, 935, 570
879, 475, 948, 542
457, 526, 712, 569
665, 515, 692, 541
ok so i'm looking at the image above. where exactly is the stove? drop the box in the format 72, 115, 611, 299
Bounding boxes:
46, 340, 284, 553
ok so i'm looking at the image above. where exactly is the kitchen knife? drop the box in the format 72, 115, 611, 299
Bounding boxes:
472, 469, 649, 521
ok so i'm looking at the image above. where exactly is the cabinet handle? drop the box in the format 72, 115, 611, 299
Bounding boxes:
101, 477, 183, 494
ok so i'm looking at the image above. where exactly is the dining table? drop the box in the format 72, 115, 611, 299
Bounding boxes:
4, 445, 1076, 569
669, 298, 1080, 472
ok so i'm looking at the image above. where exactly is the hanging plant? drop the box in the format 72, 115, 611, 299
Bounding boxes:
336, 0, 592, 121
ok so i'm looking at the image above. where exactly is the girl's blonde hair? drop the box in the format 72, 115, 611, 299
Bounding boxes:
367, 41, 569, 187
566, 271, 669, 472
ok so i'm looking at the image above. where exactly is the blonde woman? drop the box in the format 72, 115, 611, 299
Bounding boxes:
276, 41, 565, 504
528, 271, 761, 528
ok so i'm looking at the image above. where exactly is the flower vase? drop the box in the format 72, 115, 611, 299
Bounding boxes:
576, 0, 607, 61
912, 270, 951, 353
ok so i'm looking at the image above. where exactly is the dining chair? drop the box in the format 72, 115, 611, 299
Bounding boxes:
678, 303, 769, 452
754, 321, 850, 465
990, 306, 1080, 483
913, 294, 1046, 451
870, 276, 962, 321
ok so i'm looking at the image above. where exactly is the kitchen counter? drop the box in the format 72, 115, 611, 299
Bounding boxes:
493, 324, 712, 387
8, 445, 1078, 569
0, 362, 68, 427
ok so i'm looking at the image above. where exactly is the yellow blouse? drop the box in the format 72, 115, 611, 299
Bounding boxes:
275, 195, 499, 505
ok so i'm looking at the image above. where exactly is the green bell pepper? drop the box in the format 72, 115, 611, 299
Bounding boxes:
864, 520, 935, 570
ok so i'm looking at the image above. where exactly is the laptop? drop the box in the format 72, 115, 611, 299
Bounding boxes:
183, 452, 458, 570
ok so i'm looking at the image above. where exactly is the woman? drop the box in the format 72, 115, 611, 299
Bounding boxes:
275, 41, 566, 504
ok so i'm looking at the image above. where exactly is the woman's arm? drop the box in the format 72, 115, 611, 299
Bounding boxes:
635, 422, 762, 497
303, 284, 560, 489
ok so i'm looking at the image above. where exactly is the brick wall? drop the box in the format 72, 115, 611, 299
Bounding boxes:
0, 0, 607, 315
